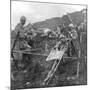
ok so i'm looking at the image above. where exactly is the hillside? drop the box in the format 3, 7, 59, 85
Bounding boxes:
11, 9, 86, 39
32, 10, 86, 31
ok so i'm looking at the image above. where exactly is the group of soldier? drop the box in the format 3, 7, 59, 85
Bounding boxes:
11, 15, 81, 81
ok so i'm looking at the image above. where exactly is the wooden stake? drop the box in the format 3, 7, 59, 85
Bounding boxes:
77, 49, 81, 78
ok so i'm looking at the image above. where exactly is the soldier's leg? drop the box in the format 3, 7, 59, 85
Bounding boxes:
72, 40, 80, 57
22, 53, 33, 71
67, 42, 71, 57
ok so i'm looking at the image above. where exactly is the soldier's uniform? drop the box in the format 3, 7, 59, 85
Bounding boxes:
13, 16, 30, 61
67, 26, 80, 57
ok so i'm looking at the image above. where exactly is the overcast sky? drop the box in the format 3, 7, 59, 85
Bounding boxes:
11, 1, 86, 30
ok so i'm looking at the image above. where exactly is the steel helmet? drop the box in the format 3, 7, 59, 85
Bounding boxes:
20, 16, 26, 23
69, 23, 74, 28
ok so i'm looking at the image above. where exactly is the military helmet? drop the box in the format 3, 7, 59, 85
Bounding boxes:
69, 23, 74, 28
20, 16, 26, 23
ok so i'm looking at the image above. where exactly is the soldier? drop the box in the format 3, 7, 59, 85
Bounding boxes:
12, 16, 31, 70
15, 16, 31, 49
68, 23, 80, 57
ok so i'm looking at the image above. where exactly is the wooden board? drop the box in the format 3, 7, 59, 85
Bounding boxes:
46, 47, 67, 61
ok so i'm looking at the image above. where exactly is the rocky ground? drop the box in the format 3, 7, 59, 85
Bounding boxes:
11, 43, 87, 90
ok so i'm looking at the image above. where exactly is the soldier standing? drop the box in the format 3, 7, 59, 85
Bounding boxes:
12, 16, 31, 70
68, 24, 79, 57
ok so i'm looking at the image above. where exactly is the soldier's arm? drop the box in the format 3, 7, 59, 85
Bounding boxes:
11, 24, 20, 57
11, 24, 20, 70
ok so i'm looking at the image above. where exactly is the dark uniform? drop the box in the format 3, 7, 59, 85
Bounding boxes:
61, 23, 80, 57
68, 27, 80, 57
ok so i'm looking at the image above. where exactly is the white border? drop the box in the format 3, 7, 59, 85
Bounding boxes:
0, 0, 89, 90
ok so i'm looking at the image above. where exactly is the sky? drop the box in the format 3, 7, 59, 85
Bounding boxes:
11, 1, 86, 30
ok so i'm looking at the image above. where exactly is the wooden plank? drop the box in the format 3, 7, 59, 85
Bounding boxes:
46, 49, 66, 61
12, 50, 84, 59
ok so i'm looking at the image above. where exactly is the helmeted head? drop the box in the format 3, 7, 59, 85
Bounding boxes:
20, 16, 26, 25
68, 29, 78, 39
69, 23, 74, 28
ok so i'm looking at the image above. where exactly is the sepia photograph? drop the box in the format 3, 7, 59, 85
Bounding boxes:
11, 0, 87, 89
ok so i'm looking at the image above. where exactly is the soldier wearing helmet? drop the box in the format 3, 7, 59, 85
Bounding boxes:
67, 23, 80, 57
20, 16, 26, 25
14, 16, 31, 50
12, 16, 31, 68
15, 16, 26, 37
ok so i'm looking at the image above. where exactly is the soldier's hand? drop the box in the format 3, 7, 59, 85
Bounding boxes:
27, 45, 32, 49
